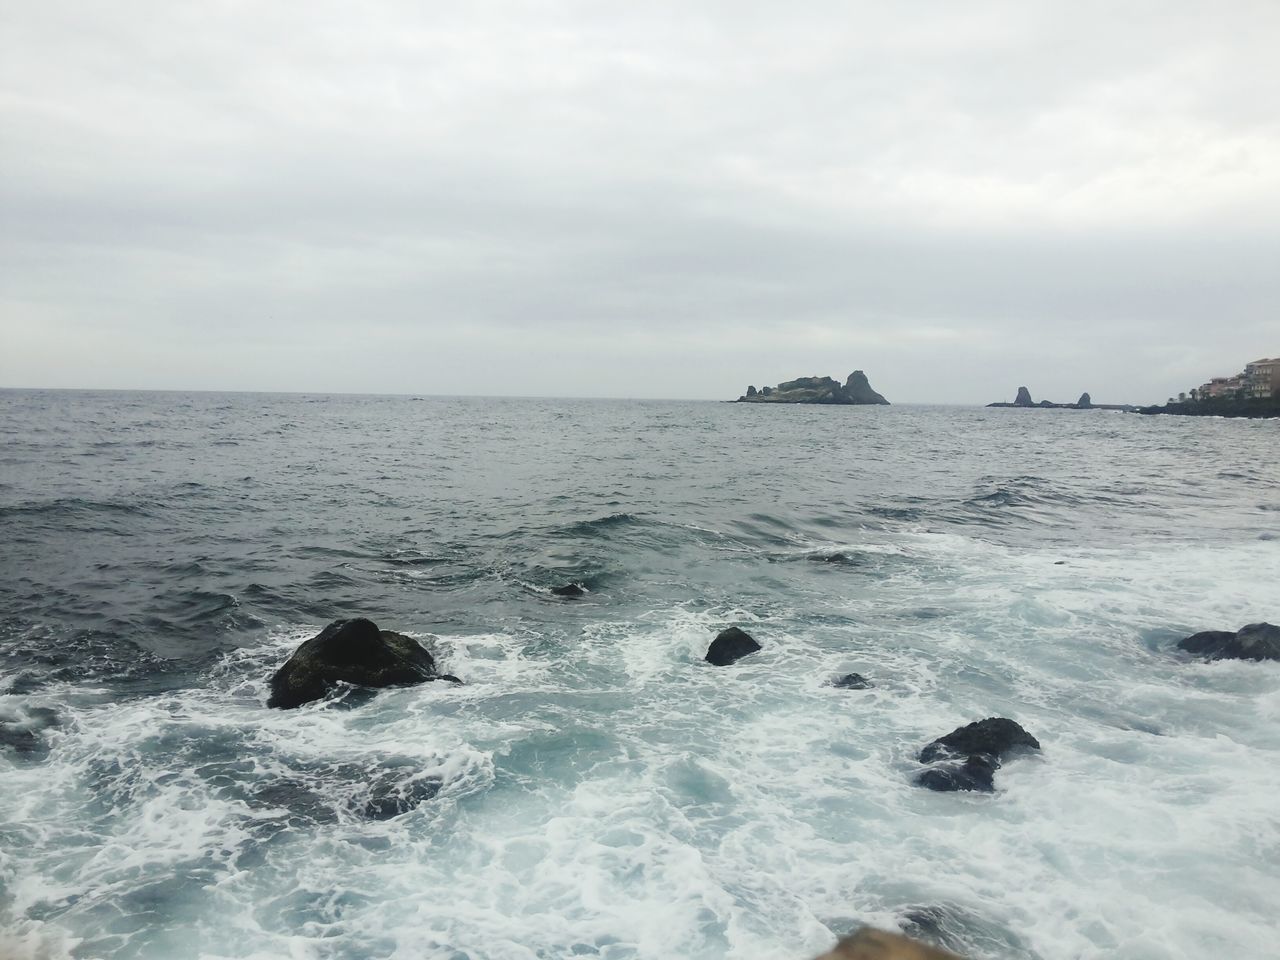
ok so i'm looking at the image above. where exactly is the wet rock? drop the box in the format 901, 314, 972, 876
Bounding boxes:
918, 717, 1040, 764
915, 718, 1040, 793
915, 755, 999, 793
1177, 622, 1280, 662
551, 583, 587, 598
267, 618, 447, 709
705, 627, 761, 665
899, 904, 1039, 959
1075, 392, 1093, 409
1013, 386, 1034, 406
362, 773, 442, 820
830, 673, 872, 689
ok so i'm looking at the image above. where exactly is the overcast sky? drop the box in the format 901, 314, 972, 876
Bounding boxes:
2, 1, 1278, 403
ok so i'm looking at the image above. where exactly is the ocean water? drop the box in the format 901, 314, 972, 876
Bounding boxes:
1, 390, 1277, 960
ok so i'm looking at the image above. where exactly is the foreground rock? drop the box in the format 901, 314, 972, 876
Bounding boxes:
705, 627, 761, 665
815, 927, 961, 960
915, 718, 1040, 793
268, 618, 458, 709
551, 583, 587, 598
736, 371, 889, 405
1178, 622, 1280, 662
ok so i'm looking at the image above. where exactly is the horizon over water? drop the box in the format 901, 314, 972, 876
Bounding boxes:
1, 389, 1278, 960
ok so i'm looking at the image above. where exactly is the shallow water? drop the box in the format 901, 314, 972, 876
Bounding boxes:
1, 390, 1278, 960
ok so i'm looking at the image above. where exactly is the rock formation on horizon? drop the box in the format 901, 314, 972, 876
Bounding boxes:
736, 371, 889, 405
988, 387, 1134, 412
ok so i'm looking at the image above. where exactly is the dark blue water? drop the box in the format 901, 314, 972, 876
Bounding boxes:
2, 390, 1278, 960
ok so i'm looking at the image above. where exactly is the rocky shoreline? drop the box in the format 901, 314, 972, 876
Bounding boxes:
1136, 396, 1280, 418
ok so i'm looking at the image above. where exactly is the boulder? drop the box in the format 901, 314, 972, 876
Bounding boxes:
919, 717, 1040, 764
1178, 622, 1280, 662
551, 583, 587, 598
1013, 387, 1034, 407
267, 618, 451, 709
1076, 392, 1093, 409
705, 627, 761, 665
746, 385, 758, 397
914, 718, 1040, 793
830, 673, 872, 689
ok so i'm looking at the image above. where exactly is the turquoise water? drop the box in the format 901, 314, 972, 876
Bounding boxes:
1, 392, 1278, 959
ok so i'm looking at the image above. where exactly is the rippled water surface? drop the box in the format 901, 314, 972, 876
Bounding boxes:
1, 390, 1278, 960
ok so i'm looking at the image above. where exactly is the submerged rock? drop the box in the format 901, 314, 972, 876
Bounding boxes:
551, 583, 587, 598
267, 618, 452, 709
0, 706, 60, 759
830, 673, 873, 689
915, 718, 1040, 793
916, 755, 999, 793
1178, 622, 1280, 662
705, 627, 761, 665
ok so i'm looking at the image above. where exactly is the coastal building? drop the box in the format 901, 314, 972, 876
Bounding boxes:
1244, 358, 1280, 398
1198, 375, 1245, 398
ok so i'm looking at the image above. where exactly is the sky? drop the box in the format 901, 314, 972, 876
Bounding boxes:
2, 1, 1278, 403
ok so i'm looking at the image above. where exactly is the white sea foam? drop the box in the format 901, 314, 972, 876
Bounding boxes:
2, 534, 1279, 959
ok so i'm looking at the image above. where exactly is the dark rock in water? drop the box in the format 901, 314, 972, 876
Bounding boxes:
900, 903, 1039, 958
1178, 622, 1280, 662
830, 673, 872, 689
761, 386, 773, 396
705, 627, 761, 665
915, 718, 1040, 793
746, 385, 757, 397
362, 773, 443, 820
1014, 386, 1034, 406
915, 755, 999, 793
1076, 392, 1093, 409
0, 725, 43, 755
0, 706, 60, 759
551, 583, 587, 598
249, 761, 444, 823
919, 717, 1041, 764
267, 618, 446, 709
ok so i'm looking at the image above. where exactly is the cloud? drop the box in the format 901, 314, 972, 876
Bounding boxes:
2, 1, 1278, 401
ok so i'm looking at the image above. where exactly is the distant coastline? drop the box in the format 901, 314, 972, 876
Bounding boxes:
1136, 396, 1280, 419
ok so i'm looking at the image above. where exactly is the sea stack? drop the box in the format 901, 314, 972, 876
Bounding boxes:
735, 371, 889, 404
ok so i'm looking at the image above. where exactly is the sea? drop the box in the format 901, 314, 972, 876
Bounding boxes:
1, 389, 1277, 960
